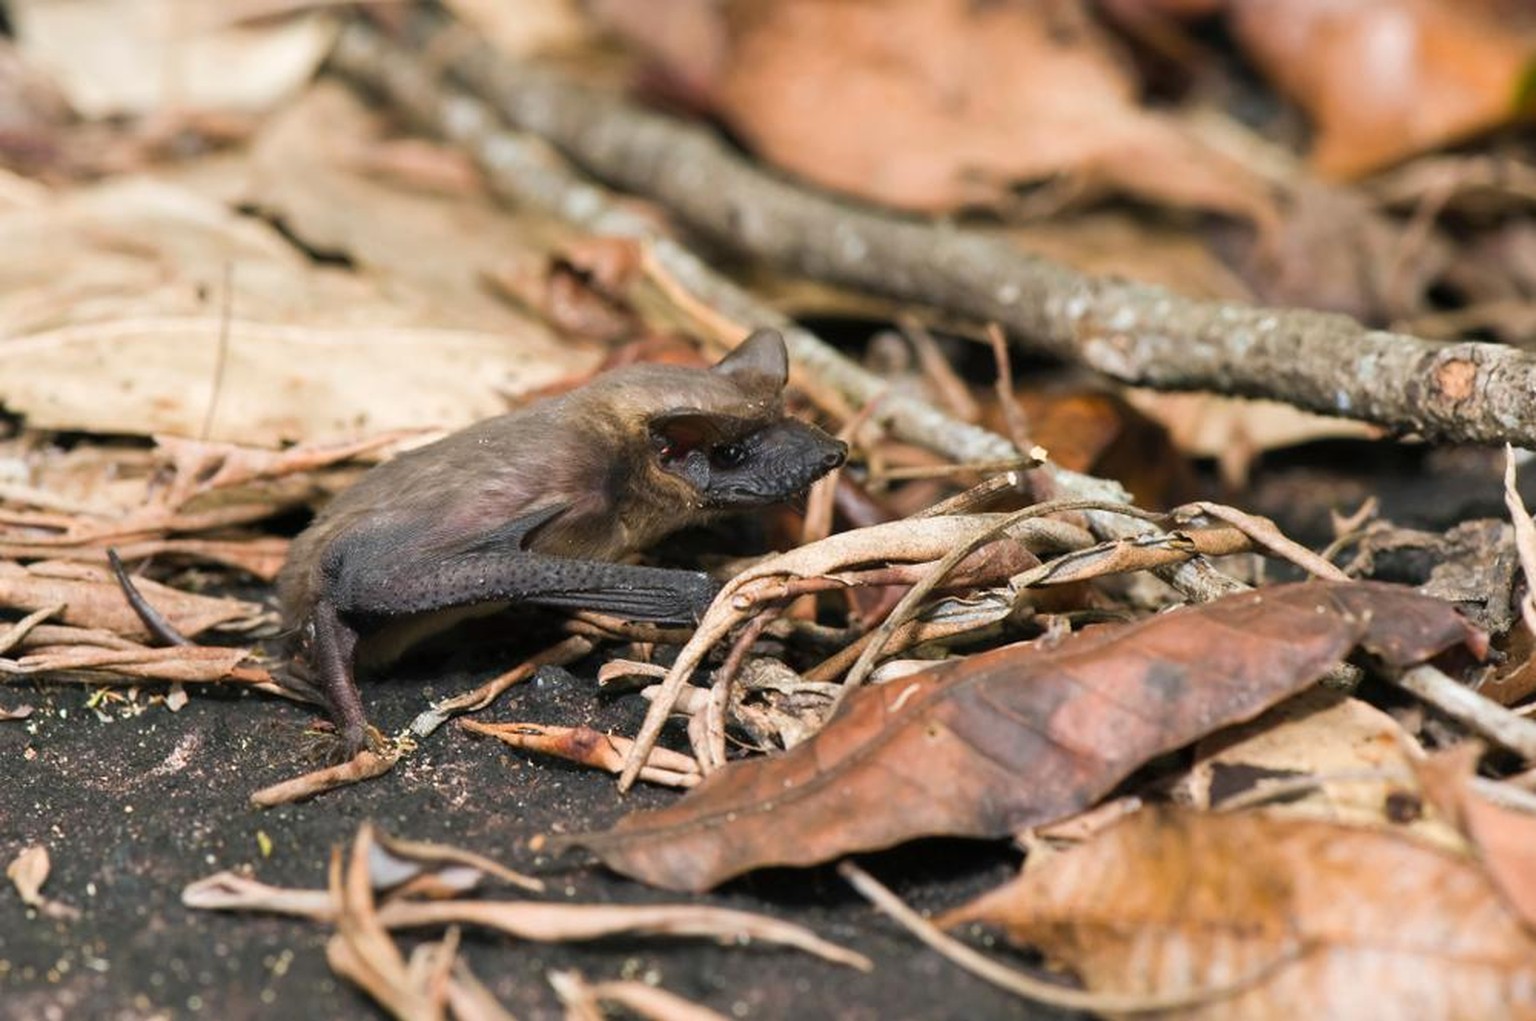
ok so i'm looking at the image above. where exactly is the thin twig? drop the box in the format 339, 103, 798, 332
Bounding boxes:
107, 548, 193, 647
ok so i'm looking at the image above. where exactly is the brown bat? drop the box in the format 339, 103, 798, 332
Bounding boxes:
278, 329, 846, 752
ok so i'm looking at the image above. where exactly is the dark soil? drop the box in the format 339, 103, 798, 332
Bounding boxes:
0, 647, 1068, 1020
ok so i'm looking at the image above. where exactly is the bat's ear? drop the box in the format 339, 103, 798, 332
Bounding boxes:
650, 409, 726, 462
713, 328, 788, 393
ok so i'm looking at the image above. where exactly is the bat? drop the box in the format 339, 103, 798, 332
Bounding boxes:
277, 328, 847, 752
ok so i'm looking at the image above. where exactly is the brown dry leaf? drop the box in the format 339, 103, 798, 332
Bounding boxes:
184, 838, 872, 971
945, 807, 1536, 1019
326, 825, 447, 1021
1175, 689, 1461, 847
699, 0, 1276, 221
249, 750, 398, 809
462, 719, 702, 789
570, 582, 1481, 890
1125, 390, 1379, 488
0, 560, 265, 641
1415, 746, 1536, 933
0, 177, 587, 445
1004, 213, 1253, 302
1231, 0, 1536, 178
0, 539, 290, 581
9, 0, 335, 119
1248, 181, 1452, 322
1007, 389, 1200, 509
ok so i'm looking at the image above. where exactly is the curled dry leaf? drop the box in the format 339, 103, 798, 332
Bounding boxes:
574, 582, 1481, 891
183, 832, 871, 971
550, 970, 731, 1021
370, 828, 544, 895
249, 749, 398, 809
944, 807, 1536, 1020
462, 719, 701, 789
326, 825, 446, 1021
6, 844, 80, 921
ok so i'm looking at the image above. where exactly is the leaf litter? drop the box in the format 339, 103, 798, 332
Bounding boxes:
7, 2, 1536, 1017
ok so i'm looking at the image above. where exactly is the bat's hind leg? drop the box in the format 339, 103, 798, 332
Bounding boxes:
303, 598, 370, 755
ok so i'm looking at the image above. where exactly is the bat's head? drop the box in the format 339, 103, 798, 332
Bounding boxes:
645, 329, 846, 509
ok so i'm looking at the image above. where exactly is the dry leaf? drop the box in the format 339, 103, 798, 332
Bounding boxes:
571, 582, 1481, 890
1415, 746, 1536, 933
462, 719, 702, 789
184, 827, 871, 971
664, 0, 1277, 221
946, 807, 1536, 1019
1175, 689, 1461, 847
445, 0, 592, 57
1231, 0, 1536, 178
0, 644, 252, 684
6, 844, 80, 921
0, 177, 588, 445
10, 0, 335, 119
0, 559, 264, 642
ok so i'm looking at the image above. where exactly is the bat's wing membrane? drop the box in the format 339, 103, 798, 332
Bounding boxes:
325, 506, 720, 624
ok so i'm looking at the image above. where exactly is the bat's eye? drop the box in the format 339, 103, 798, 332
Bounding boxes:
711, 442, 746, 468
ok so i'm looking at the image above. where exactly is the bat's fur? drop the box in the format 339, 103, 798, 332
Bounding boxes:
277, 330, 845, 751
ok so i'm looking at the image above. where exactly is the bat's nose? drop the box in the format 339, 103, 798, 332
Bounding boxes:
821, 441, 848, 470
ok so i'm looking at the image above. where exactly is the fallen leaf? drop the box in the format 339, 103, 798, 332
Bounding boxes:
945, 807, 1536, 1019
550, 970, 730, 1021
6, 844, 80, 921
1415, 745, 1536, 934
1230, 0, 1536, 178
462, 719, 702, 789
657, 0, 1276, 221
0, 559, 264, 642
569, 582, 1481, 890
0, 644, 252, 684
1175, 689, 1461, 848
10, 0, 335, 119
184, 827, 871, 971
0, 177, 589, 445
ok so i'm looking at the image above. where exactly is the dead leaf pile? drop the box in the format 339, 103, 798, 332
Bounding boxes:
184, 823, 868, 1019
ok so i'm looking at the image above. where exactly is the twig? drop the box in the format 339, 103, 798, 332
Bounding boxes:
834, 499, 1162, 711
107, 548, 192, 647
0, 604, 65, 657
1394, 664, 1536, 762
426, 17, 1536, 448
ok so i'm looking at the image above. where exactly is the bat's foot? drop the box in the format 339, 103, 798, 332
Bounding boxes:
303, 718, 388, 765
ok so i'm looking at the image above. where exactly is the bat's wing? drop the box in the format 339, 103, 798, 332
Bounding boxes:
321, 506, 720, 624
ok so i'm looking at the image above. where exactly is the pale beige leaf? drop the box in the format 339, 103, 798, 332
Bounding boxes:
10, 0, 335, 118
